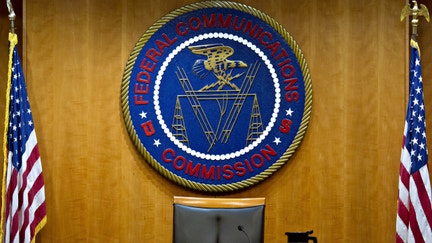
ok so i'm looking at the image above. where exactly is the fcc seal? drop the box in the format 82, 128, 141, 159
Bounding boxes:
121, 1, 312, 192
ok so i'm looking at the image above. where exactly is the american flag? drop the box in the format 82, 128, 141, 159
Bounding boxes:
396, 39, 432, 243
2, 33, 47, 243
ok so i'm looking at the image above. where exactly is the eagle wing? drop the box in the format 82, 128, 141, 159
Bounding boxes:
419, 4, 430, 22
189, 44, 234, 59
191, 59, 210, 79
401, 4, 411, 22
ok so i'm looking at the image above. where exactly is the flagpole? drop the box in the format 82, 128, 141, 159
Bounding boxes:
400, 0, 430, 41
0, 0, 17, 239
1, 2, 18, 242
6, 0, 15, 33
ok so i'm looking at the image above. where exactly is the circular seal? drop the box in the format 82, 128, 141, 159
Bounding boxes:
121, 1, 312, 192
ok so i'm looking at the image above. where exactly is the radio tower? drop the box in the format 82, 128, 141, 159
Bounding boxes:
171, 97, 189, 146
246, 95, 263, 145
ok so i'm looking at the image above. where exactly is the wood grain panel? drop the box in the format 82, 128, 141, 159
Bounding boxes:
8, 0, 410, 242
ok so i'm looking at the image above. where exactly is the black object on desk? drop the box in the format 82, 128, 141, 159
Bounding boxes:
285, 230, 317, 243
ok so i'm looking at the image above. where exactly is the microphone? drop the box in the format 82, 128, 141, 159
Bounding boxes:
238, 225, 251, 243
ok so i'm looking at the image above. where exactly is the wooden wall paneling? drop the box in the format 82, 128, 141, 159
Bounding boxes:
371, 0, 408, 239
86, 2, 124, 241
25, 1, 92, 241
19, 0, 410, 242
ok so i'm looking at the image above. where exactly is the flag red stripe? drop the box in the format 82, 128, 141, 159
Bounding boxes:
396, 234, 404, 243
30, 200, 46, 238
409, 200, 425, 243
7, 169, 19, 242
4, 164, 16, 226
398, 198, 410, 226
19, 172, 45, 241
17, 143, 40, 238
400, 162, 410, 189
413, 171, 432, 228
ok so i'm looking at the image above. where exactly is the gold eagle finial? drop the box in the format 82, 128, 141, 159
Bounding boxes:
401, 1, 430, 37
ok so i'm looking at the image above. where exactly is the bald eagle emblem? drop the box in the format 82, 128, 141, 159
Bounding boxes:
189, 44, 248, 91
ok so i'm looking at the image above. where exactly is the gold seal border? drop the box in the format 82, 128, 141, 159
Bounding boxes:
120, 1, 313, 193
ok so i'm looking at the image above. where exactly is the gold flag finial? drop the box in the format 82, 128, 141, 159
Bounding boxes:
6, 0, 16, 33
401, 0, 430, 38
